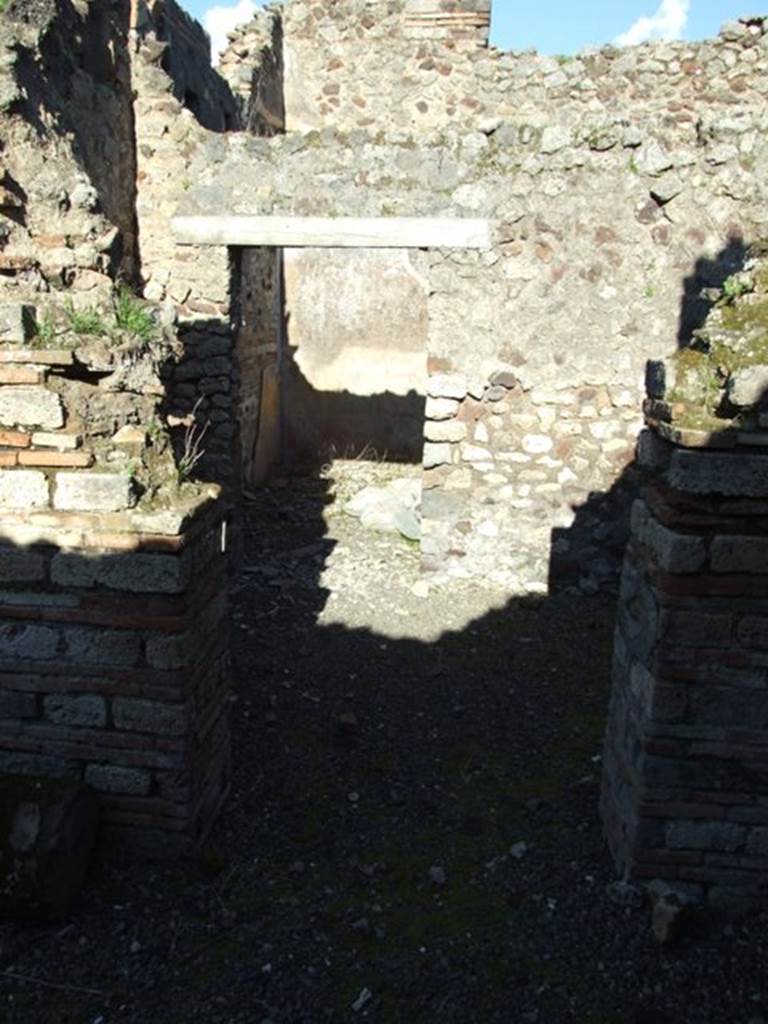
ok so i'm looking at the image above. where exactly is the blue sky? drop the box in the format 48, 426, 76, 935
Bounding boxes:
183, 0, 754, 59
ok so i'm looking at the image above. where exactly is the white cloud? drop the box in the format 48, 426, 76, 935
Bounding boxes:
614, 0, 690, 47
203, 0, 257, 62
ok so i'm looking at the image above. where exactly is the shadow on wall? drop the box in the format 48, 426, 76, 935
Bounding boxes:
549, 234, 750, 592
281, 354, 426, 468
677, 234, 749, 344
9, 0, 139, 280
2, 241, 766, 1020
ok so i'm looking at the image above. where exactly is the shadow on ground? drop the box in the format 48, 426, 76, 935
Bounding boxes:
1, 239, 764, 1024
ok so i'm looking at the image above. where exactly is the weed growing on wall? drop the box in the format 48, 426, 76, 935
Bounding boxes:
722, 273, 753, 302
66, 300, 106, 336
39, 288, 159, 346
177, 398, 210, 484
114, 287, 157, 344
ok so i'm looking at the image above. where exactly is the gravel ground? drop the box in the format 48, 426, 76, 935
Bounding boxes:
1, 461, 766, 1024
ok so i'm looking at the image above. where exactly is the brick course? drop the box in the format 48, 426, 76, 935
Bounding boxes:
602, 433, 768, 910
0, 498, 231, 856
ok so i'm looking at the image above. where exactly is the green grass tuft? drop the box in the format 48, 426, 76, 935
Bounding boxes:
114, 287, 157, 344
66, 301, 106, 336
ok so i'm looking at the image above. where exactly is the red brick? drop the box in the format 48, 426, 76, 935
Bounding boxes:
654, 571, 768, 599
0, 452, 18, 466
638, 801, 725, 820
0, 349, 73, 366
660, 610, 733, 645
690, 743, 768, 761
0, 367, 43, 384
102, 808, 191, 832
630, 864, 683, 880
19, 450, 94, 468
0, 430, 31, 447
631, 848, 703, 866
642, 739, 687, 757
107, 794, 192, 819
683, 790, 754, 806
0, 601, 190, 633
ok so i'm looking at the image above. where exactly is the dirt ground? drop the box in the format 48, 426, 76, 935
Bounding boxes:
1, 461, 766, 1024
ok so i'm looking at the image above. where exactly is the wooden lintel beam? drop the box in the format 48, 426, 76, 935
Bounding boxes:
171, 215, 493, 250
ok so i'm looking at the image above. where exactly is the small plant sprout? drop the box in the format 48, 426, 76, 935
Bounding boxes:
177, 398, 210, 484
66, 299, 106, 336
34, 311, 59, 346
114, 287, 157, 345
722, 273, 753, 302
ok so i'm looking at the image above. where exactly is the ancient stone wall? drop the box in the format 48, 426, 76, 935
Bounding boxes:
213, 8, 768, 581
0, 0, 138, 302
219, 7, 285, 136
271, 2, 767, 133
132, 0, 282, 490
140, 0, 239, 132
179, 100, 768, 584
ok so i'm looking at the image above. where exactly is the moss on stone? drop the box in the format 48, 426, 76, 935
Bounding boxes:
666, 247, 768, 428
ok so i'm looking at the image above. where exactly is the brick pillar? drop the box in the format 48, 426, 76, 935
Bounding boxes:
601, 426, 768, 911
0, 494, 231, 857
403, 0, 492, 46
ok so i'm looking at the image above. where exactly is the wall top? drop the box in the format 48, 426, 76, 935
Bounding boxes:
403, 0, 491, 46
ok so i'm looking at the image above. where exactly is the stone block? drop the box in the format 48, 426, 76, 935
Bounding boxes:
711, 536, 768, 574
51, 551, 188, 594
491, 370, 519, 390
64, 628, 142, 668
0, 543, 46, 583
728, 365, 768, 409
736, 617, 768, 650
0, 691, 36, 718
0, 303, 36, 343
745, 829, 768, 857
423, 442, 452, 468
522, 434, 553, 454
425, 396, 460, 420
44, 695, 107, 728
666, 822, 746, 853
460, 443, 492, 462
112, 698, 186, 736
668, 450, 768, 497
636, 428, 671, 471
637, 138, 673, 176
689, 687, 768, 728
31, 432, 81, 450
146, 633, 189, 670
85, 764, 152, 796
631, 501, 707, 573
424, 419, 467, 443
0, 774, 99, 921
540, 125, 570, 154
0, 622, 59, 660
53, 472, 134, 512
0, 469, 49, 509
0, 387, 63, 429
426, 373, 467, 400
